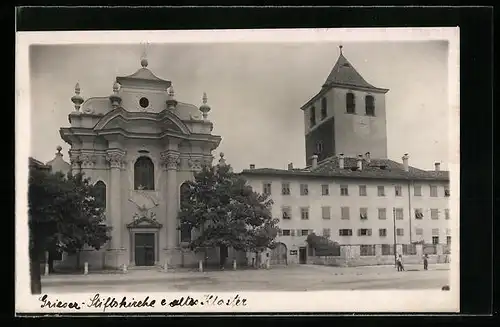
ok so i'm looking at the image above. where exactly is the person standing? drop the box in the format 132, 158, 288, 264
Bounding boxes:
423, 254, 429, 270
397, 254, 405, 271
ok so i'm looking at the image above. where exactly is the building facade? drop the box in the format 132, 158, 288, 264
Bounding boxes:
241, 46, 451, 266
47, 57, 227, 270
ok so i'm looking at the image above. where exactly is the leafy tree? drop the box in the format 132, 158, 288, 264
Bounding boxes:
178, 163, 279, 268
28, 169, 110, 294
306, 233, 340, 257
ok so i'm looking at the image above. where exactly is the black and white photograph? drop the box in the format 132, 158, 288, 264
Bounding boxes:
16, 28, 460, 313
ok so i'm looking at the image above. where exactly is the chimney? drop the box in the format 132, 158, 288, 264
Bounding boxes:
357, 154, 363, 171
402, 153, 409, 172
365, 152, 371, 164
434, 162, 441, 171
288, 163, 294, 170
249, 164, 255, 170
338, 153, 345, 169
311, 155, 318, 170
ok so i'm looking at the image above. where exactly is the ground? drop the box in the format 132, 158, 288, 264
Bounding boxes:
41, 263, 450, 293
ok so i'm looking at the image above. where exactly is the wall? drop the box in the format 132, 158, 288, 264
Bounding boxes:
305, 117, 335, 165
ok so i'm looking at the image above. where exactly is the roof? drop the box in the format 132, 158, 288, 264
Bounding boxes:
29, 157, 51, 171
240, 156, 449, 182
116, 67, 171, 89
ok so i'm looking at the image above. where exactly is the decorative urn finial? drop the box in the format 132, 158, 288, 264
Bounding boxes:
166, 85, 178, 110
56, 145, 62, 156
218, 152, 226, 166
109, 81, 122, 109
199, 92, 211, 120
141, 57, 148, 68
71, 82, 84, 112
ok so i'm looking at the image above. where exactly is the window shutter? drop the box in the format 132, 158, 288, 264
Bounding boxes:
357, 229, 361, 236
368, 229, 372, 236
291, 230, 295, 236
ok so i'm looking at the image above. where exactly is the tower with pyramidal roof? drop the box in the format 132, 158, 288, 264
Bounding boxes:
301, 45, 390, 166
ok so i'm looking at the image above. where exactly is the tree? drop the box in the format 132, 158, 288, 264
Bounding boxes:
28, 169, 110, 294
178, 163, 279, 268
306, 233, 340, 257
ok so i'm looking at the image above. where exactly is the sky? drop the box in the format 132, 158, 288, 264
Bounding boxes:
29, 40, 450, 172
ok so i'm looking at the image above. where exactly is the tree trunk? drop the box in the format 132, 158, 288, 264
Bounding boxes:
29, 244, 42, 294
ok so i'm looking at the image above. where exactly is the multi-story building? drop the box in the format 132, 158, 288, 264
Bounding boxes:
241, 46, 451, 266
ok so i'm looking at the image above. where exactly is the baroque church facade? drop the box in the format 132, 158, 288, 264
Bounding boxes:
50, 57, 230, 270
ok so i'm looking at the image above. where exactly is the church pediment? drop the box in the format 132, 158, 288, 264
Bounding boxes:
127, 216, 163, 229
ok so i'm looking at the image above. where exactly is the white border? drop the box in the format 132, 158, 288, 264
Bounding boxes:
16, 28, 460, 314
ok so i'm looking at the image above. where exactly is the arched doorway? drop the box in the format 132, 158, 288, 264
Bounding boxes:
271, 242, 287, 265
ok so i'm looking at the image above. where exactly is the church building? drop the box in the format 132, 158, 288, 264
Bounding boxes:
45, 57, 227, 270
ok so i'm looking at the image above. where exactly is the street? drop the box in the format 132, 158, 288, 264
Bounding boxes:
41, 263, 450, 293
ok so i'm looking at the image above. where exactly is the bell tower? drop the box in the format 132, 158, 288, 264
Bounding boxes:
301, 45, 390, 166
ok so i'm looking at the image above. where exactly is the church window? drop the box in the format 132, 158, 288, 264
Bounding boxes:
346, 92, 356, 114
316, 140, 323, 154
134, 156, 155, 190
310, 106, 316, 127
139, 97, 149, 108
365, 95, 375, 116
94, 181, 106, 209
179, 182, 192, 242
320, 97, 327, 120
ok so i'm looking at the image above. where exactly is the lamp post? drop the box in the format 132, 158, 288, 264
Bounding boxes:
393, 207, 397, 267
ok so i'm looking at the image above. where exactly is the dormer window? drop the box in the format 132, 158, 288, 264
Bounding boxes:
320, 97, 327, 120
365, 95, 375, 116
346, 92, 355, 114
309, 106, 316, 127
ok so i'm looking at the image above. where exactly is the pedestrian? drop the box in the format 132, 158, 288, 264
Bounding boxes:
397, 254, 405, 271
423, 254, 428, 270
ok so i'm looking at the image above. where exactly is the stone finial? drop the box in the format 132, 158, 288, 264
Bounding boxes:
56, 145, 62, 156
141, 57, 148, 68
218, 152, 226, 166
113, 81, 120, 94
166, 85, 177, 110
339, 44, 343, 54
199, 92, 211, 120
168, 86, 175, 97
71, 82, 84, 112
109, 81, 122, 109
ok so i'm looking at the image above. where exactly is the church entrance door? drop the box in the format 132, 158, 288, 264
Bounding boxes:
134, 233, 155, 266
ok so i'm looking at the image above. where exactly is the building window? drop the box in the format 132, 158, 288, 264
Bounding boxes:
395, 208, 404, 220
378, 208, 387, 220
382, 244, 394, 255
446, 228, 451, 236
180, 182, 192, 242
263, 182, 272, 195
322, 228, 331, 238
359, 185, 367, 196
379, 228, 387, 237
93, 181, 106, 209
339, 229, 352, 236
432, 228, 439, 237
290, 230, 296, 236
139, 97, 149, 108
415, 228, 423, 236
432, 236, 439, 245
341, 207, 350, 220
377, 185, 385, 196
444, 188, 450, 197
282, 229, 291, 236
414, 185, 422, 196
430, 185, 438, 197
403, 244, 417, 255
134, 156, 155, 190
322, 206, 331, 220
447, 236, 451, 245
445, 209, 450, 220
360, 245, 376, 256
358, 228, 372, 236
395, 185, 403, 197
396, 228, 404, 236
346, 92, 355, 114
415, 208, 424, 219
340, 185, 349, 196
300, 207, 309, 220
360, 207, 368, 220
310, 106, 316, 127
320, 97, 327, 120
430, 209, 439, 220
321, 184, 329, 195
316, 141, 323, 155
301, 229, 309, 236
282, 206, 291, 220
365, 95, 375, 116
300, 184, 309, 196
282, 182, 291, 195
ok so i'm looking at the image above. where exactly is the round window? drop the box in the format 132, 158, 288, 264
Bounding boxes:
139, 97, 149, 108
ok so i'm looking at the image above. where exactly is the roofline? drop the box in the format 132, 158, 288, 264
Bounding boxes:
300, 83, 390, 110
238, 169, 449, 182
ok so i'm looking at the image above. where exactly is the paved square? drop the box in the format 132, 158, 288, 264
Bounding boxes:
41, 264, 450, 293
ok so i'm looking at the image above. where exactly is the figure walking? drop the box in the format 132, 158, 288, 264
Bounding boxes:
423, 254, 428, 270
396, 254, 405, 271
